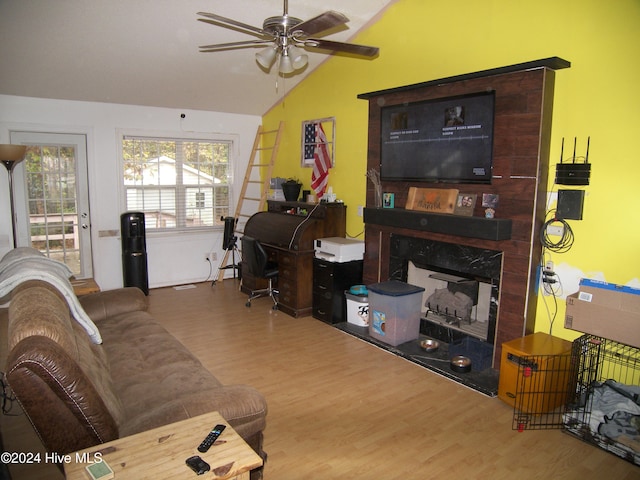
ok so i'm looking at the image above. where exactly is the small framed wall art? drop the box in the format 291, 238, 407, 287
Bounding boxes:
301, 117, 335, 168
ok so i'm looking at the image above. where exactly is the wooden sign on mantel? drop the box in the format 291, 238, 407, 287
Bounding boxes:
406, 187, 459, 214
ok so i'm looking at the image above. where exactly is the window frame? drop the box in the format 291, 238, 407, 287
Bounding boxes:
118, 129, 238, 235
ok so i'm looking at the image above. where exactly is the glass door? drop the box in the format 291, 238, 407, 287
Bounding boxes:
10, 132, 93, 278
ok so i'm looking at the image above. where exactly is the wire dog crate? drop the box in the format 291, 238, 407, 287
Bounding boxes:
563, 335, 640, 466
498, 333, 575, 431
510, 351, 575, 431
508, 334, 640, 466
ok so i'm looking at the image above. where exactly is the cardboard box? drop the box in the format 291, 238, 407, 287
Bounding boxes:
565, 279, 640, 348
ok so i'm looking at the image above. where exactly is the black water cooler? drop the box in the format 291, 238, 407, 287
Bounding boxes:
121, 212, 149, 295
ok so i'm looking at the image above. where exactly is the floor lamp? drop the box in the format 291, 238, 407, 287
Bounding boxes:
0, 144, 27, 248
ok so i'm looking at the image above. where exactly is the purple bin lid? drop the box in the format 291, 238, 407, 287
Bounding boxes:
368, 280, 425, 296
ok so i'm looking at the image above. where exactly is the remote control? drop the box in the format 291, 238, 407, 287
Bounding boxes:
197, 424, 226, 453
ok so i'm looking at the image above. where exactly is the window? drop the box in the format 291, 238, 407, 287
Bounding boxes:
122, 135, 232, 231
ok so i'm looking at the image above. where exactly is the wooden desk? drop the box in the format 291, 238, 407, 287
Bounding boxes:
71, 277, 101, 296
242, 201, 347, 317
64, 412, 263, 479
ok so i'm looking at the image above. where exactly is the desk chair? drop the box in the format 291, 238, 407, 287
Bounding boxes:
241, 235, 279, 309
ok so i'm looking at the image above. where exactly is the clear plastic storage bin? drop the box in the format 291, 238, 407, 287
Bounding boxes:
368, 280, 425, 346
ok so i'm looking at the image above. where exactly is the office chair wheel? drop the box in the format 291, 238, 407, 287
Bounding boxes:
245, 301, 251, 307
271, 304, 278, 310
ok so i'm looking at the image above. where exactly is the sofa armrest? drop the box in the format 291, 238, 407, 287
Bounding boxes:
79, 287, 148, 323
6, 336, 120, 454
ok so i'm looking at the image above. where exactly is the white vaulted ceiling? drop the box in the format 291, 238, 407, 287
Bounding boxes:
0, 0, 395, 115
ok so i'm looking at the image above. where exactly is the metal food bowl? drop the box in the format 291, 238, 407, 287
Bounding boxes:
450, 355, 472, 373
419, 339, 440, 353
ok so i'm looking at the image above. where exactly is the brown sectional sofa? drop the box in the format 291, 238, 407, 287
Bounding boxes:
5, 279, 267, 478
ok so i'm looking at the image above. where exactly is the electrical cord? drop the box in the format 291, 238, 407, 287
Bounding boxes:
540, 210, 574, 253
288, 202, 322, 250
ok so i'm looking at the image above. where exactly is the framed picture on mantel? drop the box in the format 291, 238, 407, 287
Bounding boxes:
454, 193, 477, 216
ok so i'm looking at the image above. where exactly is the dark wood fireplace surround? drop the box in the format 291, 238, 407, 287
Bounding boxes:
358, 58, 570, 370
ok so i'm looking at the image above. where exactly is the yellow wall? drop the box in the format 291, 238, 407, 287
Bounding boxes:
263, 0, 640, 341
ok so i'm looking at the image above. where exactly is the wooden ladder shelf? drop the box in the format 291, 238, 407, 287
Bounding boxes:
215, 121, 284, 283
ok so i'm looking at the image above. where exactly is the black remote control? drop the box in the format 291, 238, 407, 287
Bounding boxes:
197, 424, 226, 453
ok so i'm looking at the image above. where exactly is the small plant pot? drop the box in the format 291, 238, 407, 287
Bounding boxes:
282, 182, 302, 201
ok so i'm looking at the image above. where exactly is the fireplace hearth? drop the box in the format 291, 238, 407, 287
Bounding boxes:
333, 235, 502, 396
335, 321, 500, 396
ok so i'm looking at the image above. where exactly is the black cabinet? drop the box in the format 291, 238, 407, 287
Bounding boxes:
312, 258, 363, 324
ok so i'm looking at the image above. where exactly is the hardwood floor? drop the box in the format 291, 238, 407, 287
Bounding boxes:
1, 281, 638, 479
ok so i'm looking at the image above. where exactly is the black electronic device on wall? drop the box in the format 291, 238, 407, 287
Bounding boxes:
557, 189, 585, 220
555, 137, 591, 185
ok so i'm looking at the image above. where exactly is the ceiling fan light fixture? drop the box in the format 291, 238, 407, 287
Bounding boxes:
288, 45, 308, 70
198, 2, 379, 78
256, 45, 278, 69
278, 49, 295, 74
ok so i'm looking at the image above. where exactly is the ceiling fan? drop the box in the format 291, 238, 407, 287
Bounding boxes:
197, 0, 379, 76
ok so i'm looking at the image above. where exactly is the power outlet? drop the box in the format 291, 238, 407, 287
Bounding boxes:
357, 205, 364, 217
206, 252, 217, 262
541, 261, 557, 296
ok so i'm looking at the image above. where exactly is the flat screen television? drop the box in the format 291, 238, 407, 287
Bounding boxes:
380, 91, 495, 184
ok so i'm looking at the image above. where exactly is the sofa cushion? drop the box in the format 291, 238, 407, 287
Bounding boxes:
8, 281, 78, 354
0, 249, 102, 343
96, 308, 267, 438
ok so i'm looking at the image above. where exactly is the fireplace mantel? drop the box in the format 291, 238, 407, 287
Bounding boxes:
364, 208, 512, 241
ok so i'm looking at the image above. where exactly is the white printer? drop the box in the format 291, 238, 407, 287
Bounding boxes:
314, 237, 364, 263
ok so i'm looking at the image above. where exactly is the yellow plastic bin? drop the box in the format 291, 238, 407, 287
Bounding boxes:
368, 280, 425, 346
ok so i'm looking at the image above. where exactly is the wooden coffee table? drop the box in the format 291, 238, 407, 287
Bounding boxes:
64, 411, 263, 479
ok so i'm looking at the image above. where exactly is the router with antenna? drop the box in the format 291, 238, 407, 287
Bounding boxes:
555, 137, 591, 185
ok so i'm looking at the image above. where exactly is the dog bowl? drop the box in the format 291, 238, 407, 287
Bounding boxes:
419, 339, 440, 353
450, 355, 472, 373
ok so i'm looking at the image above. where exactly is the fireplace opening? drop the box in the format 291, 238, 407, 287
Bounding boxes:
389, 235, 501, 348
407, 262, 493, 342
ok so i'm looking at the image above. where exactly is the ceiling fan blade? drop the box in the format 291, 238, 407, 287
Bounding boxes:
197, 11, 269, 37
292, 11, 349, 36
303, 38, 379, 57
199, 40, 274, 51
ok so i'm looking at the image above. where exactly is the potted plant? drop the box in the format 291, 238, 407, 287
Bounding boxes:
281, 177, 302, 201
